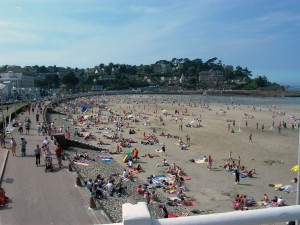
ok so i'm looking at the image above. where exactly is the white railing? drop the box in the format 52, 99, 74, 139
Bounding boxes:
102, 202, 300, 225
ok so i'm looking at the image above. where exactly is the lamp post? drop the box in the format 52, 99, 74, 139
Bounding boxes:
28, 88, 32, 101
0, 87, 5, 132
12, 86, 17, 119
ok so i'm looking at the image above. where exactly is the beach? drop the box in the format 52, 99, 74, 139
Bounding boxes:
52, 94, 300, 222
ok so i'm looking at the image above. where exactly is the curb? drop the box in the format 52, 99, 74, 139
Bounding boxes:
0, 149, 9, 186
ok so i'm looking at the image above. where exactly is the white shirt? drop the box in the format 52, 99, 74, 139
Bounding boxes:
43, 138, 50, 146
106, 183, 115, 192
277, 198, 285, 205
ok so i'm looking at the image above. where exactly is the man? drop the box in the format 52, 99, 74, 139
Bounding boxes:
20, 137, 27, 156
55, 144, 63, 168
132, 148, 139, 161
10, 137, 17, 156
34, 144, 41, 167
249, 133, 252, 142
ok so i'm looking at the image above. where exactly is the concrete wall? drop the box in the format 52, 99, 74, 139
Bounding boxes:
102, 203, 300, 225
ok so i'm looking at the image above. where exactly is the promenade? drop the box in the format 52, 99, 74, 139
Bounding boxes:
0, 106, 109, 225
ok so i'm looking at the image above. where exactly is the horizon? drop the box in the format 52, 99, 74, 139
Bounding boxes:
0, 0, 299, 86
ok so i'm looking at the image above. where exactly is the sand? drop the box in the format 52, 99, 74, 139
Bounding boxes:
60, 94, 300, 214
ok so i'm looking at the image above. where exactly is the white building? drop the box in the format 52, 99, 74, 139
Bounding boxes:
0, 66, 35, 99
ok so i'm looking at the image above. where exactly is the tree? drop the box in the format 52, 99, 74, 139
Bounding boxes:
61, 71, 79, 88
255, 76, 268, 87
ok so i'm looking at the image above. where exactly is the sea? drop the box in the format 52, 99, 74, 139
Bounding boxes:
287, 86, 300, 91
156, 94, 300, 112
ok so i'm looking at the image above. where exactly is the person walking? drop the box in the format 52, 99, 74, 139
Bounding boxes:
249, 133, 252, 142
10, 137, 17, 156
20, 137, 27, 156
55, 144, 63, 168
34, 144, 41, 167
25, 121, 30, 135
234, 166, 240, 184
37, 123, 42, 136
162, 145, 167, 156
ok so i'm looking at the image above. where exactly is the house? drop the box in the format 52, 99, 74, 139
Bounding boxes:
199, 69, 224, 84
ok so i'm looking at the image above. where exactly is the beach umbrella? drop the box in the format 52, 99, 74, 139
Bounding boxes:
291, 165, 298, 172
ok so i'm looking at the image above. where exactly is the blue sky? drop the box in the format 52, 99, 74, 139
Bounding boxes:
0, 0, 299, 85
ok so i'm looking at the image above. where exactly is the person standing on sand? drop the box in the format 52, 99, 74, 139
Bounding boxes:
249, 133, 252, 142
262, 124, 265, 132
234, 166, 240, 184
162, 145, 167, 156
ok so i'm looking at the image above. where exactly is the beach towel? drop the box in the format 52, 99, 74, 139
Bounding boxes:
184, 176, 191, 180
96, 154, 113, 159
74, 162, 89, 166
274, 184, 283, 188
195, 159, 206, 164
168, 214, 180, 218
154, 142, 164, 146
156, 149, 163, 153
101, 158, 113, 162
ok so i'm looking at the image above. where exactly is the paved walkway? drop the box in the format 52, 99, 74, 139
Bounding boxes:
0, 106, 109, 225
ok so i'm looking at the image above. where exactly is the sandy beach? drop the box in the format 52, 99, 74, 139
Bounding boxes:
54, 94, 300, 220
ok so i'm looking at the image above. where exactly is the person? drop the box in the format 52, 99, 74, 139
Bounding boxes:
10, 137, 17, 156
105, 181, 115, 196
86, 179, 93, 192
249, 133, 252, 142
34, 144, 41, 167
207, 155, 212, 170
263, 193, 269, 203
277, 196, 285, 206
25, 121, 30, 135
37, 123, 42, 136
134, 164, 145, 172
20, 137, 27, 156
137, 185, 143, 195
18, 123, 23, 135
42, 137, 50, 147
162, 145, 167, 156
122, 169, 128, 178
132, 148, 139, 161
163, 159, 168, 166
234, 166, 240, 184
159, 205, 169, 218
127, 160, 133, 168
55, 144, 63, 168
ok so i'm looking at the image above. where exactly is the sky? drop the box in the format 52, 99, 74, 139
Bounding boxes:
0, 0, 299, 85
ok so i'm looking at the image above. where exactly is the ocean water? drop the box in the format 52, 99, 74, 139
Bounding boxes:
287, 86, 300, 91
156, 94, 300, 112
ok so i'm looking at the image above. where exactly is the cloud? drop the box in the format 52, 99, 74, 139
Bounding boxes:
128, 5, 160, 14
